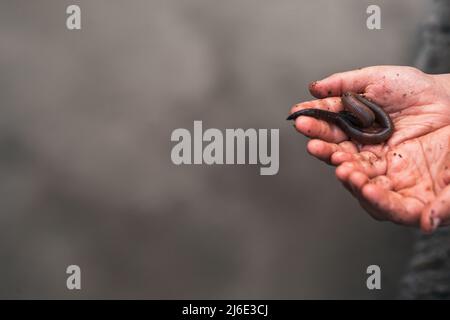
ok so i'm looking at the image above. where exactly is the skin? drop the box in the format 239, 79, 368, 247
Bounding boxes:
289, 66, 450, 233
287, 92, 394, 144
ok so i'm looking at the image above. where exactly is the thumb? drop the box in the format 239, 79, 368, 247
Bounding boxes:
420, 185, 450, 233
309, 66, 380, 98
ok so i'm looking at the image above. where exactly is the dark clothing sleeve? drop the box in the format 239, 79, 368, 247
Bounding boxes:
399, 0, 450, 299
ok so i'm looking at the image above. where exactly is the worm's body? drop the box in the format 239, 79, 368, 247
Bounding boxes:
287, 92, 394, 144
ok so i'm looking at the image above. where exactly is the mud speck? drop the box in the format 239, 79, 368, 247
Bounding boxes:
309, 81, 318, 91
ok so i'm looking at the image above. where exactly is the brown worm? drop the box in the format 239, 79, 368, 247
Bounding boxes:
287, 92, 394, 144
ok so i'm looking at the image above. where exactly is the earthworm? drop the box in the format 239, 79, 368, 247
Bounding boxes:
287, 92, 394, 144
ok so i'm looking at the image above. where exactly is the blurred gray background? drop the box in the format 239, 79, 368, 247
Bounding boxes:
0, 0, 430, 298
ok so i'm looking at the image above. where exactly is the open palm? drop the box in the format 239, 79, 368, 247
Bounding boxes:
290, 66, 450, 232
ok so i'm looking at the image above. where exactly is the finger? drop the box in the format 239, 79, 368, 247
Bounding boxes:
339, 141, 359, 153
361, 183, 423, 226
358, 197, 392, 221
330, 151, 355, 166
360, 144, 387, 158
347, 171, 389, 220
309, 67, 379, 98
290, 97, 343, 114
306, 139, 358, 165
306, 139, 340, 164
354, 175, 395, 221
330, 142, 361, 165
290, 97, 347, 143
335, 162, 361, 199
348, 170, 369, 195
336, 165, 369, 205
335, 162, 356, 182
420, 185, 450, 233
294, 116, 348, 143
336, 163, 368, 200
335, 157, 385, 180
368, 175, 394, 191
337, 166, 417, 224
354, 151, 387, 177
